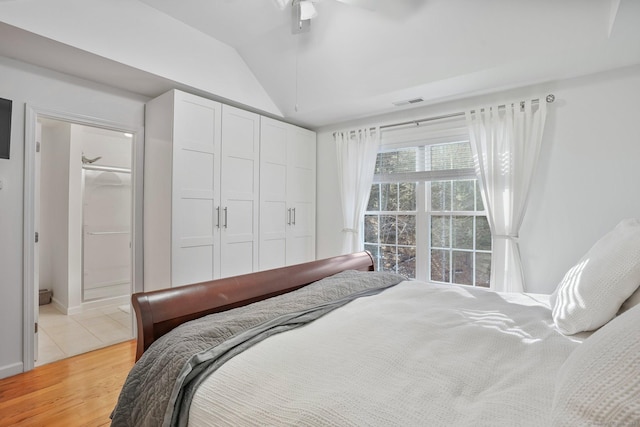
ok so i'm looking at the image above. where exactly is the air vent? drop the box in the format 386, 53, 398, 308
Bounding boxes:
393, 97, 424, 107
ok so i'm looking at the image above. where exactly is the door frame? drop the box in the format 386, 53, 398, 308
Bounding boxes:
23, 105, 144, 371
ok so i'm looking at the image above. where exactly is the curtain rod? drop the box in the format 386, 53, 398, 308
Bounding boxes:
335, 94, 555, 135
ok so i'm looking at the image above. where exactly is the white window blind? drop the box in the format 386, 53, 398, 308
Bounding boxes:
374, 116, 475, 183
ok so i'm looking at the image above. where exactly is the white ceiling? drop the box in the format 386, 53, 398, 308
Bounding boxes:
138, 0, 640, 128
1, 0, 639, 129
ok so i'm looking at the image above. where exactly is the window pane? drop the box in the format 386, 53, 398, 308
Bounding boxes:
364, 244, 380, 270
452, 251, 473, 285
453, 180, 475, 211
431, 181, 451, 211
368, 184, 380, 211
397, 215, 416, 246
398, 246, 416, 278
476, 216, 492, 251
476, 252, 491, 287
430, 142, 473, 171
375, 148, 418, 174
380, 215, 397, 245
399, 182, 416, 211
380, 183, 398, 211
475, 181, 484, 211
430, 249, 449, 282
364, 215, 379, 244
431, 215, 450, 248
381, 245, 397, 272
452, 216, 473, 250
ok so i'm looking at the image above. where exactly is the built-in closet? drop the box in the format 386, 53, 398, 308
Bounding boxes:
259, 117, 316, 270
144, 90, 316, 291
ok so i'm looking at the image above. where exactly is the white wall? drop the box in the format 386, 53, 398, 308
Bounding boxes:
316, 64, 640, 294
0, 55, 146, 379
67, 125, 84, 311
0, 0, 281, 117
39, 121, 71, 312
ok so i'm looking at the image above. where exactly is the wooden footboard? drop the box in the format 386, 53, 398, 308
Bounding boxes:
132, 251, 375, 360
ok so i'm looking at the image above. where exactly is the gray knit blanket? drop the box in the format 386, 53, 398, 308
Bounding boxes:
110, 270, 405, 427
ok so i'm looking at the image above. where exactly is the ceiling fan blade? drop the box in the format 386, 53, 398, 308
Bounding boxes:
333, 0, 378, 11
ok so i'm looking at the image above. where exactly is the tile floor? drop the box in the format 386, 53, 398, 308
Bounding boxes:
36, 303, 133, 366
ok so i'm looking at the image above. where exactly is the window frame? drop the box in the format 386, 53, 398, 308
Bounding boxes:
363, 120, 491, 286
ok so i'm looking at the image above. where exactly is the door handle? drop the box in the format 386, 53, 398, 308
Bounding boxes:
287, 208, 292, 225
224, 207, 228, 228
292, 208, 296, 225
216, 206, 220, 229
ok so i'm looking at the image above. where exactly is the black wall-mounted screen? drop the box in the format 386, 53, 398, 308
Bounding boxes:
0, 97, 13, 159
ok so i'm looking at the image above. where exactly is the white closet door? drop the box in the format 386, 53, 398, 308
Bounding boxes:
286, 127, 316, 265
171, 93, 222, 286
220, 105, 260, 278
259, 118, 288, 270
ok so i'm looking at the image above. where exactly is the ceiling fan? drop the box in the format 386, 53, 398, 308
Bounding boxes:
273, 0, 378, 34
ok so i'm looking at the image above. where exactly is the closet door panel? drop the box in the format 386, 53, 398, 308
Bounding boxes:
259, 118, 288, 270
260, 117, 316, 269
286, 201, 314, 264
220, 105, 259, 277
173, 246, 214, 287
223, 200, 254, 240
171, 93, 222, 285
220, 242, 254, 278
286, 235, 315, 266
224, 156, 255, 194
178, 199, 214, 244
286, 127, 316, 265
259, 160, 286, 268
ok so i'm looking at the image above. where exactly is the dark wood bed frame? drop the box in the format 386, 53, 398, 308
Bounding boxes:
132, 251, 375, 360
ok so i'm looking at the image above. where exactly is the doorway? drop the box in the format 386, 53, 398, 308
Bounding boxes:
23, 107, 143, 370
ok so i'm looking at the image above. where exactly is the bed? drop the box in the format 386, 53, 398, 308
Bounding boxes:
112, 245, 640, 427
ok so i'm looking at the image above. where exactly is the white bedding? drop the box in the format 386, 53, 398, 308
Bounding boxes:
189, 280, 590, 426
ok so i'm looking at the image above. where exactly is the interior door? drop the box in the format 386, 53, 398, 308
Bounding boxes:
34, 122, 41, 362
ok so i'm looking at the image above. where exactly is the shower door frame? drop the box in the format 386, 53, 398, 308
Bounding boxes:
81, 163, 133, 303
23, 105, 144, 372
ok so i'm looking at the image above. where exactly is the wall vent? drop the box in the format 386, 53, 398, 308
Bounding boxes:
393, 97, 424, 107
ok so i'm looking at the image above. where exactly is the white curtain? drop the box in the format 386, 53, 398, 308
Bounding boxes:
466, 99, 547, 293
335, 127, 380, 254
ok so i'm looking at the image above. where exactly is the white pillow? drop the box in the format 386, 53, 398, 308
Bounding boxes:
551, 218, 640, 335
619, 286, 640, 314
551, 303, 640, 426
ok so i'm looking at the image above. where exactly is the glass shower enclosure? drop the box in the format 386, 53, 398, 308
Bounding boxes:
81, 166, 131, 302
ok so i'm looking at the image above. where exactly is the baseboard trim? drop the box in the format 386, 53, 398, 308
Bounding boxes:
0, 362, 24, 380
50, 297, 68, 315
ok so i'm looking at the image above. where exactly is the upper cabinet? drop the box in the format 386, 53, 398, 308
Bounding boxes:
259, 117, 316, 270
144, 90, 316, 291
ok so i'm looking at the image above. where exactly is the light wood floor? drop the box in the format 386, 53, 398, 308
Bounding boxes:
0, 339, 135, 427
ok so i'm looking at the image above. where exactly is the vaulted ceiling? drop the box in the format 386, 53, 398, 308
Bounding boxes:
142, 0, 640, 127
1, 0, 639, 129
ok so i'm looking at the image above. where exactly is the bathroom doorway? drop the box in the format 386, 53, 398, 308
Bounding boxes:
32, 116, 137, 366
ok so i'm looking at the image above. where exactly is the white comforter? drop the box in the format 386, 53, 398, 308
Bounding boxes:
189, 281, 589, 426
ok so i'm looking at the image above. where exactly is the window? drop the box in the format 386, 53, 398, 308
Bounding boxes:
363, 121, 491, 286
